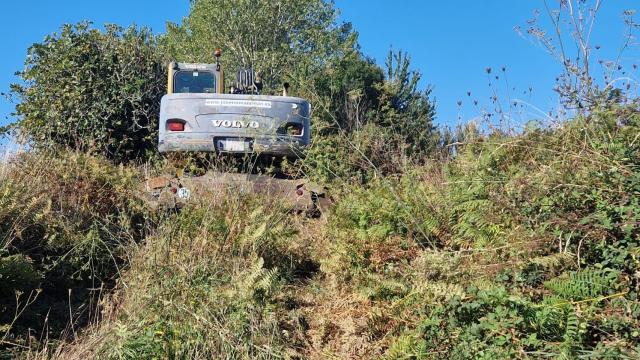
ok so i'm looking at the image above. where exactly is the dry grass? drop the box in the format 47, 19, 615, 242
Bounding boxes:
6, 107, 640, 359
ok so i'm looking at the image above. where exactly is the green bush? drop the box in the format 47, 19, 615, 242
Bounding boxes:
313, 106, 640, 358
11, 22, 165, 162
0, 255, 41, 297
302, 124, 409, 183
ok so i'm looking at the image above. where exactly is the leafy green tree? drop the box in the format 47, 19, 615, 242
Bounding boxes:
163, 0, 356, 92
11, 22, 165, 162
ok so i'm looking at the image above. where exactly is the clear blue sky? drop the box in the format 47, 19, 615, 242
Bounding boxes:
1, 1, 638, 132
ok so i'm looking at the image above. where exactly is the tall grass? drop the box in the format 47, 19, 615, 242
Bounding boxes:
11, 104, 636, 359
0, 150, 149, 356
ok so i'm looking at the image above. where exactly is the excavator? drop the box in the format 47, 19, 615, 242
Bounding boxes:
145, 49, 327, 214
158, 49, 310, 156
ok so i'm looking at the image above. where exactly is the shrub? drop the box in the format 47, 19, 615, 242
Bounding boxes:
0, 150, 148, 348
11, 22, 165, 163
41, 189, 319, 359
309, 106, 640, 358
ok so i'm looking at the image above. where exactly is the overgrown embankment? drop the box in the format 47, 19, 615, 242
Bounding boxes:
2, 106, 637, 359
0, 152, 148, 357
2, 0, 638, 358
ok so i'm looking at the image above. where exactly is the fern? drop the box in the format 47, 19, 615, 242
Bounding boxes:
544, 268, 621, 300
420, 213, 444, 239
254, 267, 279, 298
563, 307, 579, 346
451, 198, 504, 247
530, 252, 574, 269
360, 274, 408, 301
238, 257, 280, 301
553, 306, 579, 360
414, 281, 466, 302
384, 332, 425, 360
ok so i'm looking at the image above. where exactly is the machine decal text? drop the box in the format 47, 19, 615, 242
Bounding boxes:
206, 99, 272, 108
213, 120, 260, 128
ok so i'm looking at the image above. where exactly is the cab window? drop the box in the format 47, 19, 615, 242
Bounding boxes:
174, 70, 216, 93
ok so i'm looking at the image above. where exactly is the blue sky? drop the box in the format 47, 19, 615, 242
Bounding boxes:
1, 1, 638, 132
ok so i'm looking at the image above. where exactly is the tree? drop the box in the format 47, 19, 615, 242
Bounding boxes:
308, 51, 385, 134
162, 0, 356, 92
302, 50, 439, 182
11, 22, 165, 162
376, 50, 438, 156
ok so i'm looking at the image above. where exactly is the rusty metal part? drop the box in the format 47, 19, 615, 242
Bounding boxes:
144, 172, 328, 215
146, 176, 170, 191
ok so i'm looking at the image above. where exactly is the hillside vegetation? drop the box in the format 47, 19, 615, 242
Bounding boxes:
1, 0, 639, 359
